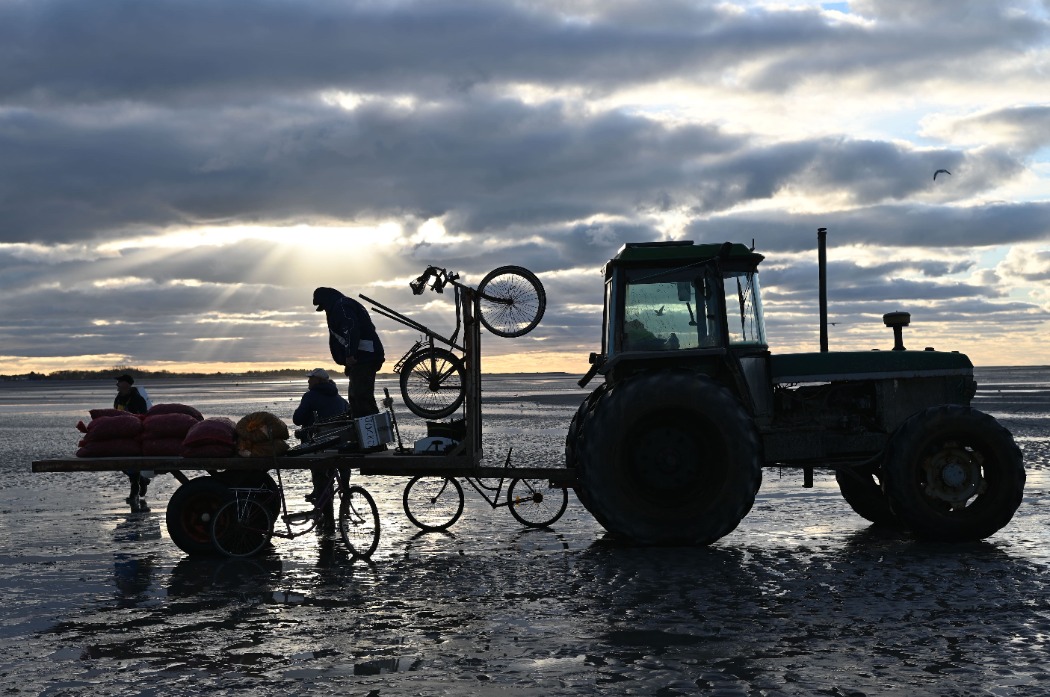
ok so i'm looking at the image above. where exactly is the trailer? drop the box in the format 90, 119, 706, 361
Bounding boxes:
32, 278, 575, 556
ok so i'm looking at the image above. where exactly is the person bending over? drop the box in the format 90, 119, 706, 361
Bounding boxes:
312, 287, 386, 417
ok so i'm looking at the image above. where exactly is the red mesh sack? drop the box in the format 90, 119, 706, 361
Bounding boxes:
142, 437, 184, 456
146, 403, 204, 421
182, 417, 237, 447
83, 414, 144, 441
76, 439, 143, 457
143, 412, 200, 439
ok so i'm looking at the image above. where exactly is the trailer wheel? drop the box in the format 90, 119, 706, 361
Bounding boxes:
576, 370, 762, 545
166, 476, 234, 555
882, 405, 1024, 541
835, 464, 898, 527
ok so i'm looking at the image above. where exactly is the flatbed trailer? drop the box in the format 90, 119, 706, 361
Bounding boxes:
31, 453, 578, 486
31, 282, 576, 555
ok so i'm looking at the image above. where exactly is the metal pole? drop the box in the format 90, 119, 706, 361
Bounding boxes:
818, 227, 828, 353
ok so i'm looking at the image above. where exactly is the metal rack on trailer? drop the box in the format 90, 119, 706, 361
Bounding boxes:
31, 278, 575, 556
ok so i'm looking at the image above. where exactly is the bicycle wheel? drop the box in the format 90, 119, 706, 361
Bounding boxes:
211, 498, 274, 557
399, 347, 466, 419
403, 476, 464, 531
339, 485, 380, 558
476, 265, 546, 338
507, 478, 568, 528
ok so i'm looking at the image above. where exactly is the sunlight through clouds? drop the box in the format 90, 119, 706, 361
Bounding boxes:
0, 0, 1047, 374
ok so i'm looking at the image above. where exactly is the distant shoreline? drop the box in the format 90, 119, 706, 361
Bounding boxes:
0, 370, 576, 383
3, 365, 1046, 383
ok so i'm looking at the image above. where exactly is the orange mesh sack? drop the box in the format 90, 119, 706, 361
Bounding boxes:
235, 411, 290, 457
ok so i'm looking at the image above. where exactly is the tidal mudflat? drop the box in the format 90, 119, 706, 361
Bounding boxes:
1, 368, 1047, 695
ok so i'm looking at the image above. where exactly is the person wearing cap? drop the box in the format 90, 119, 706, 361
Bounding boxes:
292, 368, 350, 501
114, 374, 148, 414
311, 287, 386, 418
292, 368, 350, 429
113, 374, 150, 512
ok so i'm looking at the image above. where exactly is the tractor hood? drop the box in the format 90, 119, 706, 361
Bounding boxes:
769, 350, 974, 385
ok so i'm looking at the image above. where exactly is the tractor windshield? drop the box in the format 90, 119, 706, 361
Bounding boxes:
618, 268, 723, 352
723, 271, 765, 346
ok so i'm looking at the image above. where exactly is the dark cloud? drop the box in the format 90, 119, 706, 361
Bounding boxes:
949, 105, 1050, 153
686, 201, 1050, 253
1, 96, 1032, 245
1, 0, 1047, 371
2, 0, 1042, 107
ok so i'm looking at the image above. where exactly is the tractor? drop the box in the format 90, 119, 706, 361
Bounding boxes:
567, 234, 1025, 545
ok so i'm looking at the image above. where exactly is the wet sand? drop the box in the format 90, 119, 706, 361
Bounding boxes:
1, 369, 1048, 695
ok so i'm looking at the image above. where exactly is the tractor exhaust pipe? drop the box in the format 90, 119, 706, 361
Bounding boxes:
818, 227, 828, 352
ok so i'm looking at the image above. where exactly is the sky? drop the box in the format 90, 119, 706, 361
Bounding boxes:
1, 0, 1049, 377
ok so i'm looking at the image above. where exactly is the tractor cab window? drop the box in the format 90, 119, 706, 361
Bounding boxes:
723, 271, 766, 346
620, 269, 722, 352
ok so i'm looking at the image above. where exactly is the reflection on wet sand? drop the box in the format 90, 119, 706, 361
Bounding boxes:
3, 370, 1049, 694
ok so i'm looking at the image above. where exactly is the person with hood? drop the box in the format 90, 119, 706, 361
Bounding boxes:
293, 368, 351, 501
312, 287, 386, 418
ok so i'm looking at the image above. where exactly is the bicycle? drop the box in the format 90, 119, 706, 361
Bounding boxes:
401, 449, 569, 532
361, 265, 545, 420
209, 467, 380, 559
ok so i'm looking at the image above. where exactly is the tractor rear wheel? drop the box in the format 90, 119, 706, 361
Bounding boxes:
575, 370, 762, 545
882, 405, 1024, 541
565, 383, 607, 468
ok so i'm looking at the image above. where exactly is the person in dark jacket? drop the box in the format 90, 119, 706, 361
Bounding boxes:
293, 368, 350, 501
113, 374, 150, 512
312, 287, 385, 417
293, 368, 350, 428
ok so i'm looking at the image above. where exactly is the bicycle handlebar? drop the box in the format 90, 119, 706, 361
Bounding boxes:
409, 266, 460, 295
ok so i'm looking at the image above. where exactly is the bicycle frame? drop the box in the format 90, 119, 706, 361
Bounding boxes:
401, 446, 569, 532
362, 263, 511, 361
226, 468, 340, 541
460, 448, 516, 510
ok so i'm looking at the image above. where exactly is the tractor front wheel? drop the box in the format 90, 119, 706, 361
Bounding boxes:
575, 370, 762, 545
882, 405, 1024, 541
835, 463, 898, 527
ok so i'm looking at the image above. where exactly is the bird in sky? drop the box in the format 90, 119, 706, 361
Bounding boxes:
655, 305, 665, 316
933, 169, 951, 180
